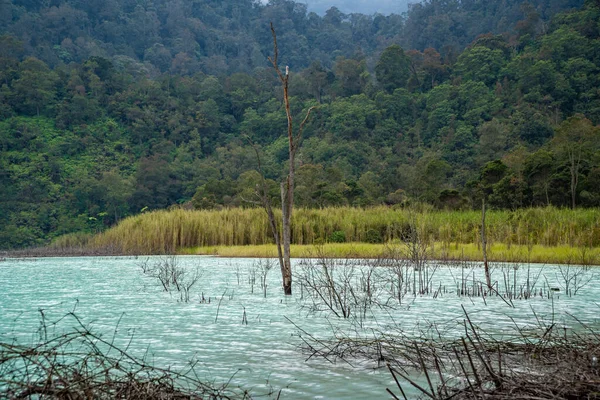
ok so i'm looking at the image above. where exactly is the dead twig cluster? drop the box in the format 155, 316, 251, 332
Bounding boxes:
292, 306, 600, 399
0, 313, 256, 399
139, 256, 202, 302
388, 308, 600, 400
290, 317, 436, 372
296, 255, 392, 322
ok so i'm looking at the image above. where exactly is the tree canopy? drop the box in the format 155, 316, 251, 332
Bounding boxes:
1, 0, 599, 249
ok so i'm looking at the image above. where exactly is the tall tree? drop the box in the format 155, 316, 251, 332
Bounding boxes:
552, 115, 599, 208
525, 149, 555, 206
375, 44, 411, 93
11, 58, 58, 116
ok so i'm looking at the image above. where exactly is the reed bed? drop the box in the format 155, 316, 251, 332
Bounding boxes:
87, 207, 600, 257
48, 231, 93, 249
186, 243, 386, 259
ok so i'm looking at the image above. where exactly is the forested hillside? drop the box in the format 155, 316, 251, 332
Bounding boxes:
0, 0, 583, 72
1, 0, 599, 249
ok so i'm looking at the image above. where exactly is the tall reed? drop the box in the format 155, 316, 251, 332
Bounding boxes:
88, 206, 600, 255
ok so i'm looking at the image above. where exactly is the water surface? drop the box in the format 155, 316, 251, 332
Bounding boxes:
1, 256, 598, 398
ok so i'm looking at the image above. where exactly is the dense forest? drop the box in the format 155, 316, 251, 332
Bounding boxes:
1, 0, 599, 249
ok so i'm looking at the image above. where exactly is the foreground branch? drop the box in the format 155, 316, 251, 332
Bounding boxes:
0, 313, 263, 399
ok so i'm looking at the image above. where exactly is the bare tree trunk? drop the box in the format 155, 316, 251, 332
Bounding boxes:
481, 198, 492, 289
281, 181, 292, 295
568, 148, 582, 209
266, 201, 285, 285
247, 138, 285, 290
571, 175, 576, 209
269, 23, 316, 296
570, 161, 577, 209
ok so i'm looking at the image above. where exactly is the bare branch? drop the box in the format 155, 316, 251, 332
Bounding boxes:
295, 105, 318, 147
268, 22, 285, 83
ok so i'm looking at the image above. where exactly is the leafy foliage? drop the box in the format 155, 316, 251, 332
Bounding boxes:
1, 0, 600, 249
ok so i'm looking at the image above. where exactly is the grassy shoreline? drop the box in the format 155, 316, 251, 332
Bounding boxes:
32, 206, 600, 265
6, 240, 600, 265
3, 242, 600, 265
181, 242, 600, 265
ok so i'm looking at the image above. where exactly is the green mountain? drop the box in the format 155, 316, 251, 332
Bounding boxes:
0, 0, 583, 72
1, 0, 599, 249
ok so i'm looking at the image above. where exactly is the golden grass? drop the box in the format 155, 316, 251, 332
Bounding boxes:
49, 232, 93, 249
184, 243, 385, 259
430, 242, 600, 265
87, 206, 600, 263
183, 242, 600, 265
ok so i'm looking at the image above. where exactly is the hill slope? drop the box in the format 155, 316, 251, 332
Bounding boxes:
0, 0, 599, 249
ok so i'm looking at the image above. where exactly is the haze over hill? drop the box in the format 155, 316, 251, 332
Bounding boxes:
299, 0, 411, 15
0, 0, 584, 71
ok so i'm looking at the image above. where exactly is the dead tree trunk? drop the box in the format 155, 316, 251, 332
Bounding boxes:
247, 140, 285, 278
265, 193, 285, 285
568, 149, 580, 209
481, 197, 492, 289
281, 180, 292, 295
269, 23, 316, 295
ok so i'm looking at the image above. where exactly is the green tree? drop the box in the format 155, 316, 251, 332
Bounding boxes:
551, 115, 600, 208
295, 164, 329, 207
375, 44, 411, 93
332, 57, 368, 97
413, 157, 452, 203
192, 178, 236, 209
11, 58, 58, 116
99, 170, 133, 224
454, 45, 506, 86
524, 149, 555, 206
475, 119, 510, 164
357, 171, 384, 205
301, 61, 332, 103
325, 94, 379, 140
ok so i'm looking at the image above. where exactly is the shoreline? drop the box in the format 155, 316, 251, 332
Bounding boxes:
186, 242, 600, 265
4, 242, 599, 265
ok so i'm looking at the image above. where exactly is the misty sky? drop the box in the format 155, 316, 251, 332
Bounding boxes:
259, 0, 413, 15
303, 0, 411, 15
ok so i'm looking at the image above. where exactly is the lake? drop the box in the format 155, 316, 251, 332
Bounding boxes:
1, 256, 598, 398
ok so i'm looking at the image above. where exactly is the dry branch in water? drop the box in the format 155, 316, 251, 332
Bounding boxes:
0, 313, 261, 399
294, 308, 600, 400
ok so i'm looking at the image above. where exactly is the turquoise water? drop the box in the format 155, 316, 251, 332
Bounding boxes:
1, 256, 598, 398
